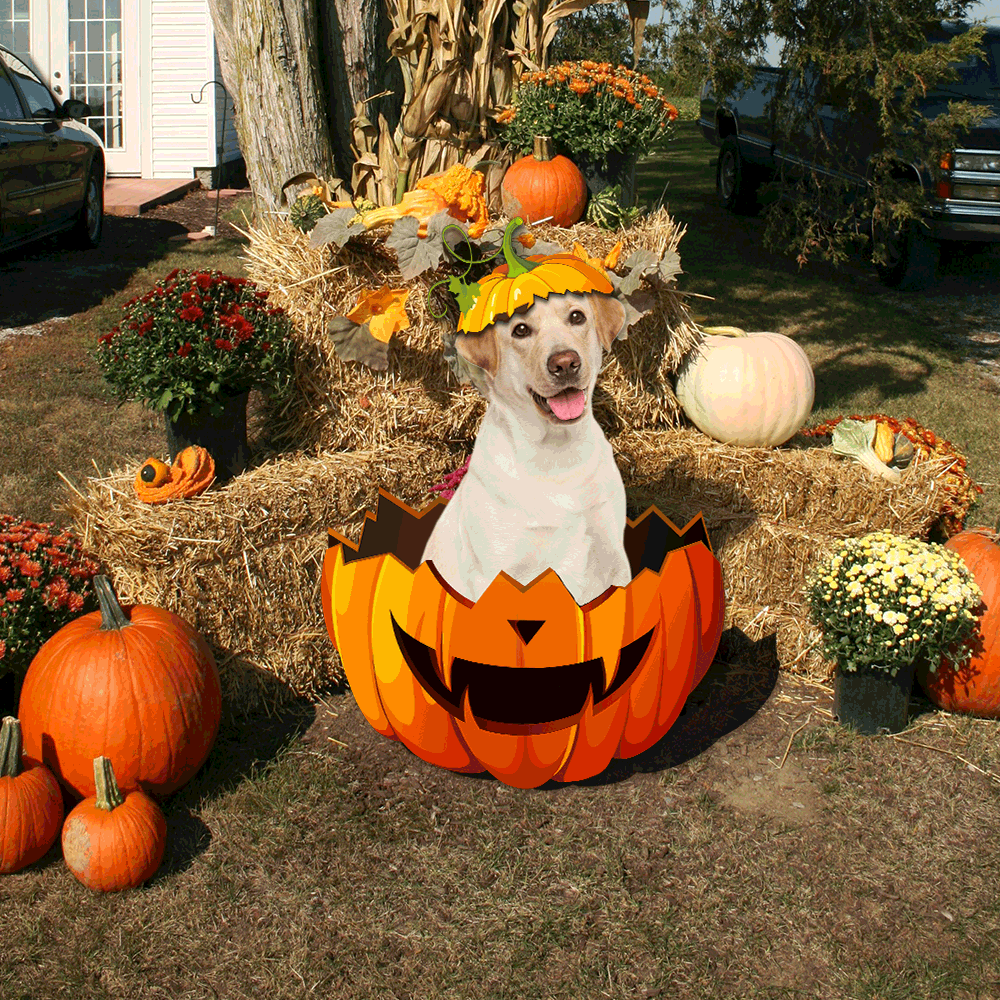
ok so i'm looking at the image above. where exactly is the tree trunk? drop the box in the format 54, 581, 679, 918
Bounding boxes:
207, 0, 337, 210
316, 0, 402, 186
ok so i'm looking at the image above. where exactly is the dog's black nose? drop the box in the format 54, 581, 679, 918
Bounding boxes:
547, 350, 581, 378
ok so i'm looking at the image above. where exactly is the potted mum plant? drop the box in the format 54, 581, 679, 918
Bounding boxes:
496, 60, 679, 207
0, 517, 100, 713
94, 269, 296, 479
807, 530, 984, 734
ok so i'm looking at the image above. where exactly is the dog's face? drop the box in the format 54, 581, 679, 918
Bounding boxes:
457, 291, 627, 427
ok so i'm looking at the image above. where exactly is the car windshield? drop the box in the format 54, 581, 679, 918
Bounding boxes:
0, 46, 60, 117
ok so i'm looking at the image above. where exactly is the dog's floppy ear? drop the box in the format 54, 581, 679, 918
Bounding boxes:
591, 293, 628, 352
455, 327, 499, 377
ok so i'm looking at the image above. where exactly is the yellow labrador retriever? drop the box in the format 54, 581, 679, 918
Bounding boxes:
421, 290, 632, 605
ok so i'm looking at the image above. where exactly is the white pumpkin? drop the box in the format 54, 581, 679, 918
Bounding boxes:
675, 327, 815, 447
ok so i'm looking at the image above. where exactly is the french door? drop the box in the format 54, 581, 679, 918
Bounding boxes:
4, 0, 141, 175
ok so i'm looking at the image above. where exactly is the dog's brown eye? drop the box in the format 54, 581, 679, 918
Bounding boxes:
568, 310, 586, 325
512, 323, 531, 338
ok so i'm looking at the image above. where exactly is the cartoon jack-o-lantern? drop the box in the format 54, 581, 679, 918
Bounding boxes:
321, 490, 724, 788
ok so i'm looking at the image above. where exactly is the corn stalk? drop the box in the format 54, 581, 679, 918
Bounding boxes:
354, 0, 647, 210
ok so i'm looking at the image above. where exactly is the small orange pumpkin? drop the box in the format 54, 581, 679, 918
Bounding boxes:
134, 445, 215, 503
322, 490, 724, 788
0, 716, 64, 874
457, 216, 612, 334
919, 527, 1000, 716
501, 135, 587, 228
62, 756, 166, 891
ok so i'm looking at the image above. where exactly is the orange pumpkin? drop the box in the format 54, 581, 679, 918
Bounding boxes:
0, 716, 63, 874
62, 756, 166, 892
134, 446, 215, 503
501, 135, 587, 228
18, 575, 222, 799
457, 216, 612, 334
322, 490, 724, 788
919, 527, 1000, 716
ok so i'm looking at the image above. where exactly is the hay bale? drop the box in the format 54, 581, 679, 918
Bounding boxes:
240, 210, 702, 452
62, 443, 459, 716
614, 429, 949, 678
64, 426, 950, 713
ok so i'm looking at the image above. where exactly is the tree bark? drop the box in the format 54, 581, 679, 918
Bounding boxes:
317, 0, 402, 185
207, 0, 337, 210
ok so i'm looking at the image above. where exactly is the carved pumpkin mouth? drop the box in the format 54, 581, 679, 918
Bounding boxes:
390, 612, 656, 735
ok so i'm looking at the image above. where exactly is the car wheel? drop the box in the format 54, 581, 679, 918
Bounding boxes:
716, 136, 760, 214
69, 167, 104, 249
873, 212, 939, 291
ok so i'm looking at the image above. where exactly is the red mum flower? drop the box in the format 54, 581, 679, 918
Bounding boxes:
177, 342, 193, 357
196, 273, 213, 290
181, 291, 202, 308
178, 306, 204, 322
215, 339, 234, 351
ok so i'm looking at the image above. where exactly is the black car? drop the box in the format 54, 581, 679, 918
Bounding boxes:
699, 22, 1000, 288
0, 44, 105, 253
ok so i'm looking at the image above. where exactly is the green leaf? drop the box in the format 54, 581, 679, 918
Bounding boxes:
385, 214, 449, 281
620, 249, 659, 295
447, 276, 482, 314
309, 207, 365, 250
158, 388, 173, 409
327, 316, 389, 371
657, 250, 682, 285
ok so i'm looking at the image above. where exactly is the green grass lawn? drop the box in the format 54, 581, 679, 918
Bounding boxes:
644, 121, 1000, 529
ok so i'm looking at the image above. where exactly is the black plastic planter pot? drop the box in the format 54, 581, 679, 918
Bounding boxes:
164, 390, 250, 482
833, 661, 916, 735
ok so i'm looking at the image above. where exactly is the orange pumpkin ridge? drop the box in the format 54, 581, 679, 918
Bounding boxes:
501, 136, 588, 228
0, 716, 64, 874
18, 575, 222, 799
61, 756, 166, 892
322, 490, 725, 788
919, 527, 1000, 716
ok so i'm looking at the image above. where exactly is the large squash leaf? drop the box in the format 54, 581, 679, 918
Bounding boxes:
327, 316, 389, 371
310, 207, 365, 250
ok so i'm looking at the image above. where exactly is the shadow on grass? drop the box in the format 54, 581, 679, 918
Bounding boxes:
0, 215, 218, 328
567, 628, 780, 789
152, 695, 318, 879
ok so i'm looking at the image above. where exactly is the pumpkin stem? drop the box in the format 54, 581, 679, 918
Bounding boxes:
93, 755, 126, 811
501, 216, 536, 280
0, 716, 24, 779
94, 575, 131, 632
532, 135, 554, 162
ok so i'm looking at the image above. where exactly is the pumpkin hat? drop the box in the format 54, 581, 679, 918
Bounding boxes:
432, 216, 613, 336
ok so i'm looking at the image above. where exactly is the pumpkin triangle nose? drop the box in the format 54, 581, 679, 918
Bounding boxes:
509, 619, 545, 644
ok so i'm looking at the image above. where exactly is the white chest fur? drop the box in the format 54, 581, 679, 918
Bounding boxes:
421, 409, 632, 605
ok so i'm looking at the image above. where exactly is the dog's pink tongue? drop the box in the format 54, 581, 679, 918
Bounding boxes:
548, 388, 586, 421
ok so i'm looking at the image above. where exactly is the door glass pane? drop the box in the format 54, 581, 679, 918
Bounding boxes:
69, 0, 124, 148
0, 0, 31, 58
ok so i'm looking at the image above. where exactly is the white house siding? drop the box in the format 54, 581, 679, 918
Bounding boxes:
145, 0, 241, 180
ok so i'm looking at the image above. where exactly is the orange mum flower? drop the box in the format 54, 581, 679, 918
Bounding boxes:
569, 79, 590, 94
